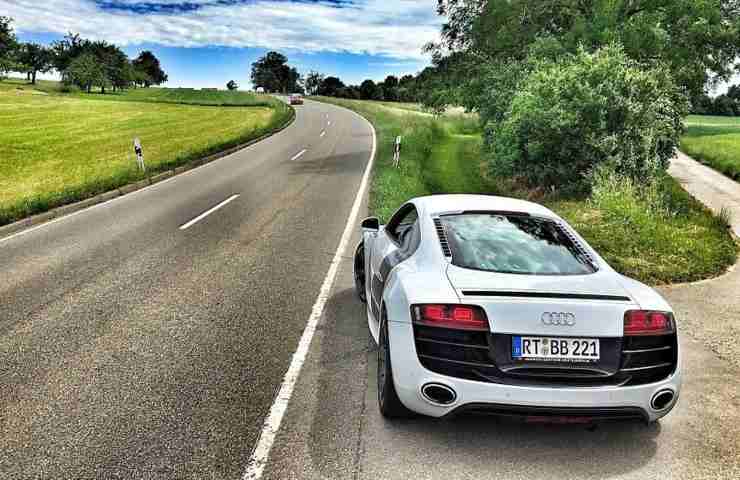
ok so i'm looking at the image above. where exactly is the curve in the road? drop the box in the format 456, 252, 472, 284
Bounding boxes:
0, 99, 375, 479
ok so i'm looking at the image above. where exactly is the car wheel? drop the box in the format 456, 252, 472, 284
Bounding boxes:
353, 242, 367, 303
378, 310, 412, 418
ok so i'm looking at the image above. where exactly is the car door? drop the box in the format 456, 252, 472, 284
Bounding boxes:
369, 204, 419, 318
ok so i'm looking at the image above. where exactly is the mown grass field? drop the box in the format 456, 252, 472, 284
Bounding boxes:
0, 79, 292, 225
316, 97, 736, 285
681, 115, 740, 180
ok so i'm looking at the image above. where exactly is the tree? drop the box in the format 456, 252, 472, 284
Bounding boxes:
250, 51, 301, 93
304, 70, 324, 96
397, 74, 417, 102
711, 95, 737, 116
52, 33, 86, 80
87, 41, 121, 93
317, 76, 345, 97
488, 44, 688, 189
17, 43, 53, 84
691, 93, 714, 115
381, 75, 399, 101
359, 79, 380, 100
227, 80, 238, 91
132, 51, 168, 87
433, 0, 740, 104
107, 48, 135, 92
66, 53, 106, 93
0, 16, 18, 79
727, 85, 740, 102
337, 85, 361, 99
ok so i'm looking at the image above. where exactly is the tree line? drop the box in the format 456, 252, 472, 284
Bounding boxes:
250, 51, 436, 103
0, 16, 167, 92
693, 86, 740, 117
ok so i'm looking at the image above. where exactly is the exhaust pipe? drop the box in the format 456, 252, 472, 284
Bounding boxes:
421, 383, 457, 406
651, 389, 675, 411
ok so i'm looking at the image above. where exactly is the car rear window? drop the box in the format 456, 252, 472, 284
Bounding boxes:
439, 213, 596, 275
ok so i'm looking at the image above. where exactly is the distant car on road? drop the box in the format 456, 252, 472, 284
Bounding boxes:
289, 94, 304, 105
355, 195, 680, 423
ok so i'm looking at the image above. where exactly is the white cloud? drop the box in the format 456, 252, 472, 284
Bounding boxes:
0, 0, 442, 60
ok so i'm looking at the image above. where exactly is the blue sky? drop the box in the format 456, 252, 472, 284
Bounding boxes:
2, 0, 441, 88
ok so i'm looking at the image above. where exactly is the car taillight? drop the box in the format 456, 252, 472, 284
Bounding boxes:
413, 304, 488, 331
624, 310, 674, 336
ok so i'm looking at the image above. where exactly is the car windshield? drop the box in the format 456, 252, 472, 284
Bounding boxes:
440, 213, 596, 275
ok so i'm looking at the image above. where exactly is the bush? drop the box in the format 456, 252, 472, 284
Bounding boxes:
488, 44, 688, 191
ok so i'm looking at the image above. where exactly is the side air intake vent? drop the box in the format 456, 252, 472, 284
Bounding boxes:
433, 218, 452, 257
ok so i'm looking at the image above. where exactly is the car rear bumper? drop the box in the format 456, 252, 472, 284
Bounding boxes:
388, 320, 681, 422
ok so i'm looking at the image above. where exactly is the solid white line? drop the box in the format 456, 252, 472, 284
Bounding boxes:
242, 107, 377, 480
320, 130, 326, 138
178, 194, 240, 231
291, 149, 307, 161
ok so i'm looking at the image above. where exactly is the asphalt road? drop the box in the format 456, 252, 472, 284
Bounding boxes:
0, 100, 374, 479
3, 100, 739, 480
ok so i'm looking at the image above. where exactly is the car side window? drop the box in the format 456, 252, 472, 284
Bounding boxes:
386, 205, 418, 244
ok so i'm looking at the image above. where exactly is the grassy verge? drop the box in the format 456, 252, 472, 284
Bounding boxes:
313, 96, 442, 219
551, 177, 736, 285
0, 79, 293, 225
314, 97, 736, 284
681, 115, 740, 180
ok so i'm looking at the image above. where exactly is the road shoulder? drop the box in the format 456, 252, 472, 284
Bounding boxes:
0, 107, 295, 241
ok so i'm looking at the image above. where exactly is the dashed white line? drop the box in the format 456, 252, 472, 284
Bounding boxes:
291, 149, 307, 161
242, 107, 377, 480
320, 130, 326, 138
327, 121, 332, 126
179, 194, 240, 231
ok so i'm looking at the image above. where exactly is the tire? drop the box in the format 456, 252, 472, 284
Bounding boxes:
353, 242, 367, 303
378, 310, 413, 418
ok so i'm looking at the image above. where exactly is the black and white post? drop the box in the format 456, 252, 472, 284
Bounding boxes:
393, 135, 402, 168
133, 137, 146, 173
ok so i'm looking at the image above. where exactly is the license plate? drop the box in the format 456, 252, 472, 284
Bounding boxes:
512, 336, 600, 362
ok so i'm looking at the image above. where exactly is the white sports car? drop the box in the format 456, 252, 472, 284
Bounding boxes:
354, 195, 680, 423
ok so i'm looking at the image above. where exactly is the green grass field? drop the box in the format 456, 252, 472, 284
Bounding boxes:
78, 87, 276, 107
316, 98, 736, 284
681, 115, 740, 180
0, 79, 293, 225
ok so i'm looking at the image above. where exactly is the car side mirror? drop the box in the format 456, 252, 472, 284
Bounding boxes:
361, 217, 380, 231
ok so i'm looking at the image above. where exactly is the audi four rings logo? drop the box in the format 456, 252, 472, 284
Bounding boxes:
541, 312, 576, 326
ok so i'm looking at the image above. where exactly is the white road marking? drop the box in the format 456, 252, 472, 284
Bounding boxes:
178, 194, 240, 231
242, 108, 377, 480
0, 161, 220, 244
327, 121, 331, 126
320, 130, 326, 138
0, 120, 295, 245
291, 149, 307, 161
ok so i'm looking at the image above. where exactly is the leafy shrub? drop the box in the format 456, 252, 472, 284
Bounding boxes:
488, 44, 688, 191
58, 83, 80, 93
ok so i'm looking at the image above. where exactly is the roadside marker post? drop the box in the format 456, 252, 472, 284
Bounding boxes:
393, 135, 402, 167
133, 137, 146, 173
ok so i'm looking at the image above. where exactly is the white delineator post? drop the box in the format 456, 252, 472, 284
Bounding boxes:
393, 135, 402, 168
133, 137, 146, 172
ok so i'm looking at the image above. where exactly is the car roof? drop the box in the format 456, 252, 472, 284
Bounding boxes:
411, 194, 558, 219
